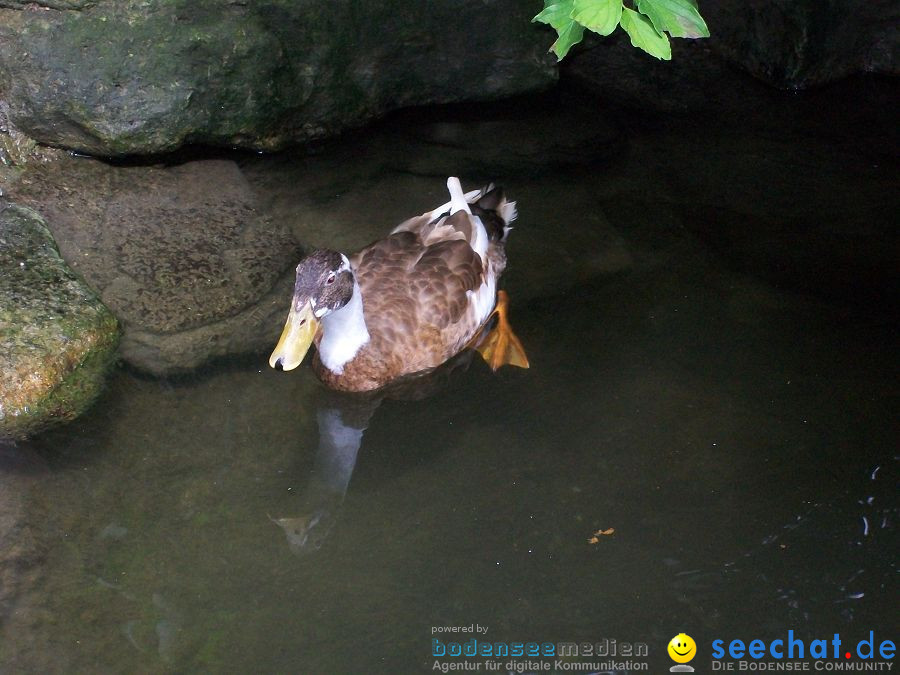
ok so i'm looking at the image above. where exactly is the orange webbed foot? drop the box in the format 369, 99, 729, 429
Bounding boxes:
475, 290, 530, 372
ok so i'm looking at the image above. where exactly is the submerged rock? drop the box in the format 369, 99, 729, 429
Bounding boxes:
379, 98, 622, 179
11, 158, 301, 376
0, 443, 49, 667
0, 204, 119, 439
0, 0, 555, 156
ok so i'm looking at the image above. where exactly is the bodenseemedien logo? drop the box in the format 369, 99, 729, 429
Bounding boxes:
668, 633, 697, 672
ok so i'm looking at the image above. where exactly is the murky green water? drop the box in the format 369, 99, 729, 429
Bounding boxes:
2, 80, 897, 673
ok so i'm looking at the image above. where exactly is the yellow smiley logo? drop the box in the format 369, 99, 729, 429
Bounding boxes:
668, 633, 697, 663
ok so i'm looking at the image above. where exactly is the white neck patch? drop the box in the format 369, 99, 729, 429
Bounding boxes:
318, 278, 370, 374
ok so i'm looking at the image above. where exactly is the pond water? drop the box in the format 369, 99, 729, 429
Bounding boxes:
2, 79, 897, 673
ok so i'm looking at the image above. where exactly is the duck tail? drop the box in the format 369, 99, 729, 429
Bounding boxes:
446, 177, 472, 216
469, 183, 517, 241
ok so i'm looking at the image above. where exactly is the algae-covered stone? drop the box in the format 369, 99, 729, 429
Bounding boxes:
0, 203, 119, 439
0, 0, 555, 156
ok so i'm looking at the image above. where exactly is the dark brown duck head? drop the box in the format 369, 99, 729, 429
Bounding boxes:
269, 249, 355, 371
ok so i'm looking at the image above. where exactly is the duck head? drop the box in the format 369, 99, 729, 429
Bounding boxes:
269, 250, 355, 371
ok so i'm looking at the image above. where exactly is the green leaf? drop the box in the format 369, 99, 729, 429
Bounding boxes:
534, 0, 584, 62
620, 7, 671, 59
550, 19, 586, 60
635, 0, 710, 39
571, 0, 623, 37
533, 0, 576, 31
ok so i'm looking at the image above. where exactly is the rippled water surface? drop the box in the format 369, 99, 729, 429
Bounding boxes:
2, 80, 897, 673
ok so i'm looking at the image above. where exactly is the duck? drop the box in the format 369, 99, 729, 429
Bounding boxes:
268, 177, 529, 392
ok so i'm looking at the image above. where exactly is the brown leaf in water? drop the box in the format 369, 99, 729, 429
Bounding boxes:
588, 528, 615, 544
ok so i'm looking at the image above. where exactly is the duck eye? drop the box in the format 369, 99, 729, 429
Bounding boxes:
326, 273, 336, 285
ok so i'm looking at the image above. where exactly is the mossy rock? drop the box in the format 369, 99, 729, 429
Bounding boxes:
0, 203, 120, 439
0, 0, 555, 156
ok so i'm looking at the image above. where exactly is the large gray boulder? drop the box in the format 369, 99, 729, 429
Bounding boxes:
0, 204, 120, 439
0, 0, 555, 156
11, 158, 302, 376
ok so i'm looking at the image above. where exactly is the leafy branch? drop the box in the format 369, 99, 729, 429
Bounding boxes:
533, 0, 709, 61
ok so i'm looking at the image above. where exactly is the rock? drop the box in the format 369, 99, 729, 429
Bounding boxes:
0, 442, 48, 646
11, 158, 302, 376
566, 0, 899, 98
1, 101, 67, 200
700, 0, 899, 88
0, 0, 95, 7
0, 0, 555, 156
0, 478, 45, 669
566, 36, 774, 115
0, 204, 119, 440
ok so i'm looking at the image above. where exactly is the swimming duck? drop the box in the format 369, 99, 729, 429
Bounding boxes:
269, 177, 528, 392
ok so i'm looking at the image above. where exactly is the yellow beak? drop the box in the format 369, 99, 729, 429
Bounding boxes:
269, 302, 319, 371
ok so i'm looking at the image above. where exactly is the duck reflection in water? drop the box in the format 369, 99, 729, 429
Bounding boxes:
270, 347, 486, 556
269, 394, 371, 556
